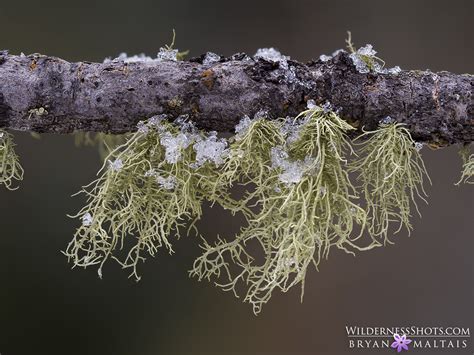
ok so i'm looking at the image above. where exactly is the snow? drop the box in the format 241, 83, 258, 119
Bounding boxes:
357, 44, 377, 57
347, 44, 402, 75
202, 52, 221, 65
82, 213, 93, 226
109, 158, 123, 172
156, 175, 177, 190
349, 52, 370, 74
319, 54, 332, 62
271, 146, 314, 185
414, 142, 424, 152
137, 121, 150, 135
192, 132, 229, 167
103, 53, 154, 64
144, 169, 157, 177
254, 48, 289, 64
254, 109, 269, 119
160, 131, 193, 164
331, 49, 345, 57
234, 115, 252, 139
143, 169, 176, 190
380, 116, 395, 125
306, 99, 317, 110
388, 66, 402, 75
103, 47, 178, 64
322, 101, 333, 113
149, 114, 167, 128
254, 47, 310, 88
156, 47, 178, 61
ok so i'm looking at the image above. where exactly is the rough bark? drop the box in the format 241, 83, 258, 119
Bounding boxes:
0, 50, 472, 145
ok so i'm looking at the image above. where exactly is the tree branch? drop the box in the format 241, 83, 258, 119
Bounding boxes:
0, 50, 472, 145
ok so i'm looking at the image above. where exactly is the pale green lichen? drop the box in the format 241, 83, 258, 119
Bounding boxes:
66, 105, 432, 315
351, 122, 431, 244
190, 105, 378, 314
0, 129, 24, 190
65, 117, 222, 280
456, 144, 473, 185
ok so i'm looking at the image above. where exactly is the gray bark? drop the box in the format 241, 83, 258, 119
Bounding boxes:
0, 50, 472, 145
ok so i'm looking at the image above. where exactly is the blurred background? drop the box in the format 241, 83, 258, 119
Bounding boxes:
0, 1, 472, 354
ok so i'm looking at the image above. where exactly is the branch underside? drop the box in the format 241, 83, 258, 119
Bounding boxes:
0, 50, 472, 145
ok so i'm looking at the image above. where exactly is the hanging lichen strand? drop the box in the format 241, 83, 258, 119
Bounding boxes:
351, 118, 431, 244
190, 104, 377, 314
64, 116, 231, 280
65, 103, 431, 314
0, 129, 23, 190
457, 144, 473, 185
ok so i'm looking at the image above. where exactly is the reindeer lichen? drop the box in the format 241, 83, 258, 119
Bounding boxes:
0, 129, 23, 190
351, 120, 431, 244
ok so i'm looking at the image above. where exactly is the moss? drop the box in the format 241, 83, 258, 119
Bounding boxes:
351, 122, 431, 243
0, 129, 23, 190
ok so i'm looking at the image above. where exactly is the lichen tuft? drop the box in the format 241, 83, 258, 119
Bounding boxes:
0, 129, 23, 190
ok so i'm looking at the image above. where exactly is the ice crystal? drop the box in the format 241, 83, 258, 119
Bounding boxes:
319, 54, 332, 62
332, 49, 345, 57
349, 52, 370, 74
306, 99, 317, 110
388, 66, 402, 75
149, 114, 167, 128
414, 142, 424, 151
202, 52, 221, 65
109, 158, 123, 172
270, 146, 313, 185
82, 213, 93, 226
193, 132, 229, 167
156, 175, 177, 190
322, 101, 333, 113
254, 47, 288, 64
160, 131, 193, 164
235, 115, 252, 139
103, 53, 155, 64
157, 47, 178, 61
144, 169, 157, 177
137, 121, 150, 135
254, 109, 269, 119
357, 44, 377, 57
254, 47, 308, 87
380, 116, 396, 125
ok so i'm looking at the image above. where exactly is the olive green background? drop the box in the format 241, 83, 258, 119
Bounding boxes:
0, 1, 472, 354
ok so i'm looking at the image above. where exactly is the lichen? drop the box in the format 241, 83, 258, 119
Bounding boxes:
345, 31, 401, 75
351, 121, 431, 243
0, 129, 24, 190
456, 144, 473, 185
190, 104, 377, 314
65, 116, 222, 280
66, 104, 432, 315
103, 29, 189, 64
